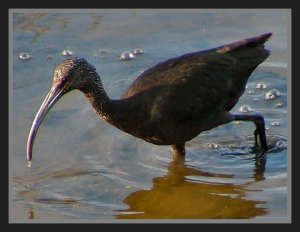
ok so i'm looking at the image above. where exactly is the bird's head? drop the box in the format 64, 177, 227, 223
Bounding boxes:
26, 57, 99, 166
53, 57, 99, 93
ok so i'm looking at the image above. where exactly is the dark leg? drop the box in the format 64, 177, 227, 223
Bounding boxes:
233, 114, 268, 151
172, 143, 186, 160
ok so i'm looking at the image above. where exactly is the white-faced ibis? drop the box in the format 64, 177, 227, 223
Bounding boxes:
27, 33, 272, 166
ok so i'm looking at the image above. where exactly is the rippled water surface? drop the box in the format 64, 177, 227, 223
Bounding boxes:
10, 10, 290, 222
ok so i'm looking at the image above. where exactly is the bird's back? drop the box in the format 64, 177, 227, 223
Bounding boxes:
122, 32, 272, 103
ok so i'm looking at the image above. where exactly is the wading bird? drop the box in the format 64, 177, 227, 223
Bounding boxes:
27, 33, 271, 166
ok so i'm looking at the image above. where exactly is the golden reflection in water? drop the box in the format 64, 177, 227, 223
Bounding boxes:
117, 155, 267, 219
28, 210, 34, 219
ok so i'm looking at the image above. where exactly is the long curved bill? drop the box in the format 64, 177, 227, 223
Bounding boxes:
26, 85, 64, 166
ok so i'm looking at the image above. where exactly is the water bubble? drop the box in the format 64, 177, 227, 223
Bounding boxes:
275, 102, 284, 108
265, 89, 281, 100
208, 143, 221, 149
28, 161, 31, 168
255, 82, 267, 89
61, 49, 74, 56
18, 52, 31, 60
98, 49, 106, 54
238, 105, 253, 113
271, 122, 281, 127
133, 48, 144, 55
119, 51, 135, 61
248, 90, 255, 94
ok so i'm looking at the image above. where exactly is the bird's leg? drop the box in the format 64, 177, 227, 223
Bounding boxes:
233, 114, 268, 151
172, 143, 186, 161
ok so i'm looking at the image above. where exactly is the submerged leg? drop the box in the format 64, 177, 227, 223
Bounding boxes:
233, 114, 268, 151
172, 143, 186, 160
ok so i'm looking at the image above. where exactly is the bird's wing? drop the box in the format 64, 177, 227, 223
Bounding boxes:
122, 33, 271, 100
122, 52, 214, 99
122, 51, 240, 100
123, 33, 272, 101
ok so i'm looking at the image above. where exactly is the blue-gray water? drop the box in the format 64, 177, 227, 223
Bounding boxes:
10, 10, 289, 222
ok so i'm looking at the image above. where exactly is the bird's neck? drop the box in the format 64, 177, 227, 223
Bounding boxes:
80, 74, 136, 133
81, 76, 114, 123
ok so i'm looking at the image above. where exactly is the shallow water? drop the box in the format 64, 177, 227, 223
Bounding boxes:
10, 10, 290, 222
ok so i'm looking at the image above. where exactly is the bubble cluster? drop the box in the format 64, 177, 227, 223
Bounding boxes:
255, 82, 267, 89
271, 122, 281, 127
119, 51, 135, 61
208, 143, 221, 149
238, 105, 253, 113
265, 89, 281, 100
61, 49, 74, 56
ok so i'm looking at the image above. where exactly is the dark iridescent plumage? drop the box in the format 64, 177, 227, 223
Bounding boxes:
27, 33, 271, 164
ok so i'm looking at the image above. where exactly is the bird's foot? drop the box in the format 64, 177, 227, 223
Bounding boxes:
233, 113, 268, 152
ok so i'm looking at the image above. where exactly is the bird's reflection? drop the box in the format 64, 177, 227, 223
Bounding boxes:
116, 153, 267, 219
253, 152, 267, 181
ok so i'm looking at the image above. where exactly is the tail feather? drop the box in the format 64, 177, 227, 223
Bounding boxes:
216, 32, 272, 54
216, 33, 272, 69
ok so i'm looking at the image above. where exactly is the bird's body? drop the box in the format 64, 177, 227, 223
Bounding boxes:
27, 33, 272, 164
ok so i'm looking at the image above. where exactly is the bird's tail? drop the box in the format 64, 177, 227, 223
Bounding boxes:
216, 33, 272, 54
216, 32, 272, 67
